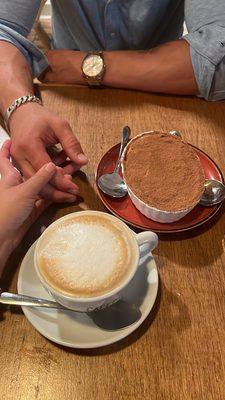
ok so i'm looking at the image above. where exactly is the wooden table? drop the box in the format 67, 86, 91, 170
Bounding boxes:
0, 86, 225, 400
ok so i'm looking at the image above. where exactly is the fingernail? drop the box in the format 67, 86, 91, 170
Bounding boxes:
68, 188, 79, 195
65, 197, 76, 203
77, 154, 88, 163
45, 162, 56, 172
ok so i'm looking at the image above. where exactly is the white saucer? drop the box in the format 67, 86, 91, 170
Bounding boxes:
17, 241, 158, 349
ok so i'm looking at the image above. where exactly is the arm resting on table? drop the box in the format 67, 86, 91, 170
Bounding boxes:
104, 0, 225, 100
44, 32, 225, 101
103, 40, 198, 96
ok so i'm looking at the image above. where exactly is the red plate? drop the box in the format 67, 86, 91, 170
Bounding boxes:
96, 143, 224, 233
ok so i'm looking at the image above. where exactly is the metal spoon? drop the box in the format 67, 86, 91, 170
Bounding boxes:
169, 130, 182, 138
168, 133, 225, 206
0, 292, 141, 327
98, 126, 131, 197
90, 300, 141, 330
199, 179, 225, 206
0, 292, 68, 310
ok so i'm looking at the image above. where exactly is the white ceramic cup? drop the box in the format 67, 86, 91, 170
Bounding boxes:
34, 211, 158, 312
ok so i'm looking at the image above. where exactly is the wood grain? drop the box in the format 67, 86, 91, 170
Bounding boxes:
0, 86, 225, 400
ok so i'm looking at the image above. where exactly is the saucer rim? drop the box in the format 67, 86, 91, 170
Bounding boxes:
17, 241, 158, 349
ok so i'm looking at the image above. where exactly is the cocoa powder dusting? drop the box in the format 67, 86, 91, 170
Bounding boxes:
123, 132, 205, 212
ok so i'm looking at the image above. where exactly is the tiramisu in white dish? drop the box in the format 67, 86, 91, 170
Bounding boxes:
121, 131, 205, 223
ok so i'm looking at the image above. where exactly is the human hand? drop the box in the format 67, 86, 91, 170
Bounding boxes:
41, 50, 85, 84
9, 102, 88, 203
0, 140, 57, 268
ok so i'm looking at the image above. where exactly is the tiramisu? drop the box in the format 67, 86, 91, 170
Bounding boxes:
122, 131, 205, 222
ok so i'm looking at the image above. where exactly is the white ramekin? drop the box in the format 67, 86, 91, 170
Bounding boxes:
121, 131, 203, 223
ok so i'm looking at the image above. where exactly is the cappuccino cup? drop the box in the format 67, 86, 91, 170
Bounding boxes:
34, 211, 158, 312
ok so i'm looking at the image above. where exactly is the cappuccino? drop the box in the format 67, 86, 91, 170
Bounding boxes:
36, 213, 137, 298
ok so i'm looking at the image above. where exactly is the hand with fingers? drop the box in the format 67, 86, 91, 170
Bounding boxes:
9, 102, 88, 202
0, 140, 58, 272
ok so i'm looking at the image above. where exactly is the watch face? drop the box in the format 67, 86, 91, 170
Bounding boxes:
83, 54, 104, 78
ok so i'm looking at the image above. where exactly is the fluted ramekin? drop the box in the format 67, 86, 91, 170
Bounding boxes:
121, 131, 203, 223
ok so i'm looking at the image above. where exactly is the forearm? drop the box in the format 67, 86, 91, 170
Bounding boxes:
103, 39, 198, 95
45, 40, 198, 95
0, 41, 34, 115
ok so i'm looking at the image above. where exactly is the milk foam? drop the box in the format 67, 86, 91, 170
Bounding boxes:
38, 215, 135, 297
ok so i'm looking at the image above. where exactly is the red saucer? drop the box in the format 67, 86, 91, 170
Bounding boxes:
96, 143, 224, 233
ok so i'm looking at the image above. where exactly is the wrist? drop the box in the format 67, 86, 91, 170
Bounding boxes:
4, 95, 42, 132
8, 101, 43, 133
103, 51, 140, 88
73, 51, 86, 85
0, 86, 34, 116
43, 50, 86, 85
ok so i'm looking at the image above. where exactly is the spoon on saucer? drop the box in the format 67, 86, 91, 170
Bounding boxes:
98, 126, 131, 198
169, 130, 182, 138
168, 133, 225, 206
199, 179, 225, 206
0, 292, 68, 310
0, 292, 142, 328
89, 300, 142, 330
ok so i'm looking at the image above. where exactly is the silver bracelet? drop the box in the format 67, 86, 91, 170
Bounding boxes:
4, 94, 42, 131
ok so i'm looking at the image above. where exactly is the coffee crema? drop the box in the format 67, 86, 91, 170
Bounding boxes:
36, 214, 137, 298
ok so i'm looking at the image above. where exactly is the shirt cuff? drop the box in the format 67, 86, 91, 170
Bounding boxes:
183, 25, 225, 100
0, 24, 49, 77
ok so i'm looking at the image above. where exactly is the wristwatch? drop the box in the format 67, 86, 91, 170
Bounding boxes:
81, 52, 105, 86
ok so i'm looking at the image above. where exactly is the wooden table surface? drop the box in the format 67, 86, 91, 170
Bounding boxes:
0, 86, 225, 400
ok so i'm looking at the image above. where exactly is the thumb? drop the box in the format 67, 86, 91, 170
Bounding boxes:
22, 163, 56, 197
56, 124, 88, 166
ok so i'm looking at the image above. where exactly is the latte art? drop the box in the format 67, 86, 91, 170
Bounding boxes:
36, 214, 137, 298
